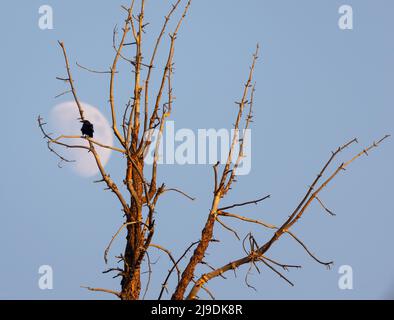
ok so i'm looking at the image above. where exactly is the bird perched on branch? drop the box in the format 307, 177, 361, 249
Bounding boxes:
81, 120, 94, 138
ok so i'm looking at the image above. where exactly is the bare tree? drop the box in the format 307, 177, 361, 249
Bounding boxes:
38, 1, 389, 300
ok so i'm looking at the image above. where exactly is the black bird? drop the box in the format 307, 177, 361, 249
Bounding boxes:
81, 120, 94, 138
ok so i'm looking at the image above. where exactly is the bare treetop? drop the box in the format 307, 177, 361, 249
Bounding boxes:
38, 0, 389, 300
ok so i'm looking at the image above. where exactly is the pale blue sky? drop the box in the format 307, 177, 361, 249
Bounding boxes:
1, 0, 393, 299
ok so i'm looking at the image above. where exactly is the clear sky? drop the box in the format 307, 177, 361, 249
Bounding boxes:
1, 0, 393, 300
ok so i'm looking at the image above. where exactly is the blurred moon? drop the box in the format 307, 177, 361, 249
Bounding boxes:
50, 101, 113, 177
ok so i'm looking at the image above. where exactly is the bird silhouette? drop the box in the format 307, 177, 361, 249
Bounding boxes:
81, 120, 94, 138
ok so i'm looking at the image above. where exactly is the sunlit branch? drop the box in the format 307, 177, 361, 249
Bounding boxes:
81, 286, 120, 298
49, 135, 126, 153
220, 45, 259, 196
140, 0, 183, 147
110, 0, 135, 147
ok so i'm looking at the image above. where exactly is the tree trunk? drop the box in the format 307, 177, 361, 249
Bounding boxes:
120, 157, 144, 300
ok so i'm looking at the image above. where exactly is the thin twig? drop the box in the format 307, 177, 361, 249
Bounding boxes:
142, 251, 152, 300
162, 188, 196, 201
259, 258, 294, 287
216, 217, 240, 240
218, 195, 271, 211
54, 90, 72, 99
159, 241, 199, 300
76, 62, 115, 74
315, 196, 336, 216
81, 286, 120, 297
104, 221, 146, 264
149, 244, 181, 282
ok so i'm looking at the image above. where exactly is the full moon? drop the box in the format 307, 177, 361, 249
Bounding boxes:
50, 101, 114, 177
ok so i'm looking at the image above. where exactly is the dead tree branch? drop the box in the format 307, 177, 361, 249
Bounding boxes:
186, 135, 390, 299
81, 286, 120, 298
171, 44, 260, 300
